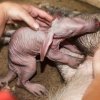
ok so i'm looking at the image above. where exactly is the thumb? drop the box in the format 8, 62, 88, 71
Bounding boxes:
19, 10, 39, 30
0, 13, 6, 38
0, 23, 6, 38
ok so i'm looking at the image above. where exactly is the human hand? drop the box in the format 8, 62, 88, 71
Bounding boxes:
0, 2, 53, 37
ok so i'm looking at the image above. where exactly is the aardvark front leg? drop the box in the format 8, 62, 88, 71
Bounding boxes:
47, 48, 84, 68
61, 40, 82, 54
17, 57, 47, 96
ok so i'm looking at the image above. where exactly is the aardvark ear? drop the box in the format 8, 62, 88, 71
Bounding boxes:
40, 31, 54, 61
40, 18, 59, 61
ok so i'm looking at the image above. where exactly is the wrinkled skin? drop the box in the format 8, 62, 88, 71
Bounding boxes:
0, 17, 99, 96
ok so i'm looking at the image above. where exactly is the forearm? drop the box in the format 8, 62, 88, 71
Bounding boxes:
0, 4, 8, 37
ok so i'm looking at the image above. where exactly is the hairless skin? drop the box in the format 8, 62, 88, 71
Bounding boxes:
0, 16, 99, 96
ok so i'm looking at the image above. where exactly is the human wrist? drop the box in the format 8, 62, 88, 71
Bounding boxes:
0, 2, 9, 21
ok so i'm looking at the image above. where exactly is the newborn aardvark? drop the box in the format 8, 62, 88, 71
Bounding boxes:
0, 17, 99, 96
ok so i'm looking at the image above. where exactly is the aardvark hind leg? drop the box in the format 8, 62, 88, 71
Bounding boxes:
17, 57, 47, 96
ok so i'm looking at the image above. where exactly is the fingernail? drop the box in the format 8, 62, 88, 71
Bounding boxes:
34, 23, 39, 30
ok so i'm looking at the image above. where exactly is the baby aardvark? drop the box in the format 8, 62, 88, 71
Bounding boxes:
0, 17, 99, 96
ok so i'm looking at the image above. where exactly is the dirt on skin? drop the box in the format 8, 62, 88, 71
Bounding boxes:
0, 0, 99, 100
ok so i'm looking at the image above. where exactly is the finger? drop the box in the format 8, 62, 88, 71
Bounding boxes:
0, 24, 6, 37
33, 7, 53, 22
19, 10, 39, 30
37, 17, 51, 26
0, 14, 6, 37
22, 5, 53, 22
36, 19, 50, 28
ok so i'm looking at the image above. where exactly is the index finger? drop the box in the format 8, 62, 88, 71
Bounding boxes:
34, 7, 53, 22
22, 5, 53, 22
